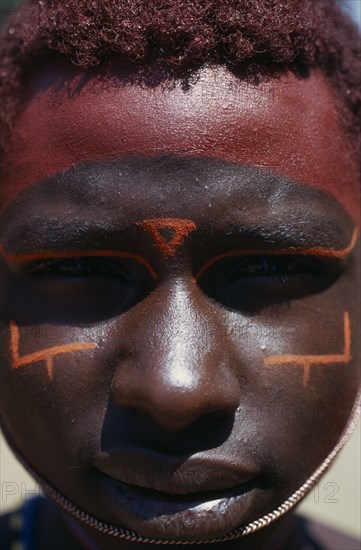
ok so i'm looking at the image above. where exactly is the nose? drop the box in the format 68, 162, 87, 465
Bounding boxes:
110, 279, 241, 433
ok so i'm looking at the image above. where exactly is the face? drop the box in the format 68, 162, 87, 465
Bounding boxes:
0, 64, 360, 543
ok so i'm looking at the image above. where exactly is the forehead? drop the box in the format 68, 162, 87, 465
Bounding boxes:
2, 64, 359, 222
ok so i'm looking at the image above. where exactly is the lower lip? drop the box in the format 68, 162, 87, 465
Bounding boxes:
96, 472, 260, 539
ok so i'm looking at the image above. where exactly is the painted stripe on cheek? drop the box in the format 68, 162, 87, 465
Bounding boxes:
264, 312, 351, 386
9, 321, 97, 380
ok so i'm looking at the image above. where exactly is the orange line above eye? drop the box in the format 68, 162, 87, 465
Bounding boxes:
0, 247, 158, 280
195, 227, 359, 281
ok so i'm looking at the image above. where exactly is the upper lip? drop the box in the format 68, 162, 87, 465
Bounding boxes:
93, 452, 259, 495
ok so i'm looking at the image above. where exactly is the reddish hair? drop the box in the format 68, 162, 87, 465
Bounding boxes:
0, 0, 360, 166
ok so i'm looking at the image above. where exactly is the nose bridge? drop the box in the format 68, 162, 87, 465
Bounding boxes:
151, 280, 211, 390
112, 279, 240, 431
137, 279, 219, 399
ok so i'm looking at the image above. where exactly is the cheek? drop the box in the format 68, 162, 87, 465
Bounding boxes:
0, 322, 108, 472
227, 278, 360, 487
0, 256, 360, 516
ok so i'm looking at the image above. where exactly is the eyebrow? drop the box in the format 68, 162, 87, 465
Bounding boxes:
0, 246, 158, 280
195, 226, 359, 280
1, 217, 130, 248
1, 159, 357, 268
2, 156, 356, 218
1, 225, 357, 283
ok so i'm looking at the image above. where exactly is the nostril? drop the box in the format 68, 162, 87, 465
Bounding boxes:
106, 279, 241, 437
101, 404, 236, 457
156, 411, 236, 455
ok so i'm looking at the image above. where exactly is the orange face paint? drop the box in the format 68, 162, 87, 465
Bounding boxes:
195, 227, 359, 281
264, 312, 351, 386
10, 321, 97, 380
140, 218, 196, 256
0, 247, 158, 281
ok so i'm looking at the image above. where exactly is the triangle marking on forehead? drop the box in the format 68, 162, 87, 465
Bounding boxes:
141, 218, 196, 256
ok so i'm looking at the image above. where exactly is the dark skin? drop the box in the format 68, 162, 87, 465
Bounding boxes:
0, 65, 360, 548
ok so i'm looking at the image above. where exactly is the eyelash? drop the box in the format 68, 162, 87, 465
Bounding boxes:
9, 252, 341, 315
19, 254, 336, 283
226, 255, 330, 282
24, 257, 131, 281
197, 254, 341, 310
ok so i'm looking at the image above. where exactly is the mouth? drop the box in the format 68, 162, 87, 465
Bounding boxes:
94, 470, 261, 540
92, 454, 262, 538
93, 452, 259, 497
104, 474, 258, 506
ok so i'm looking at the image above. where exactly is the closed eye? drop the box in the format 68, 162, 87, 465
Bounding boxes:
24, 256, 132, 282
6, 255, 156, 322
228, 255, 329, 280
198, 254, 342, 311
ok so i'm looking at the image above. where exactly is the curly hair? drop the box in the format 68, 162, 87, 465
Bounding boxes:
0, 0, 360, 164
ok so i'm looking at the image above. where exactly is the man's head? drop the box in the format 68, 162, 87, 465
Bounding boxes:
0, 0, 360, 546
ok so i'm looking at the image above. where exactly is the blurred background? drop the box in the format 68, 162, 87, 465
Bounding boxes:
1, 0, 20, 22
0, 0, 360, 542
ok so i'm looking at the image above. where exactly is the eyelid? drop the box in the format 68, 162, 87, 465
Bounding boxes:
25, 257, 132, 280
226, 255, 334, 282
195, 227, 359, 281
0, 248, 158, 280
